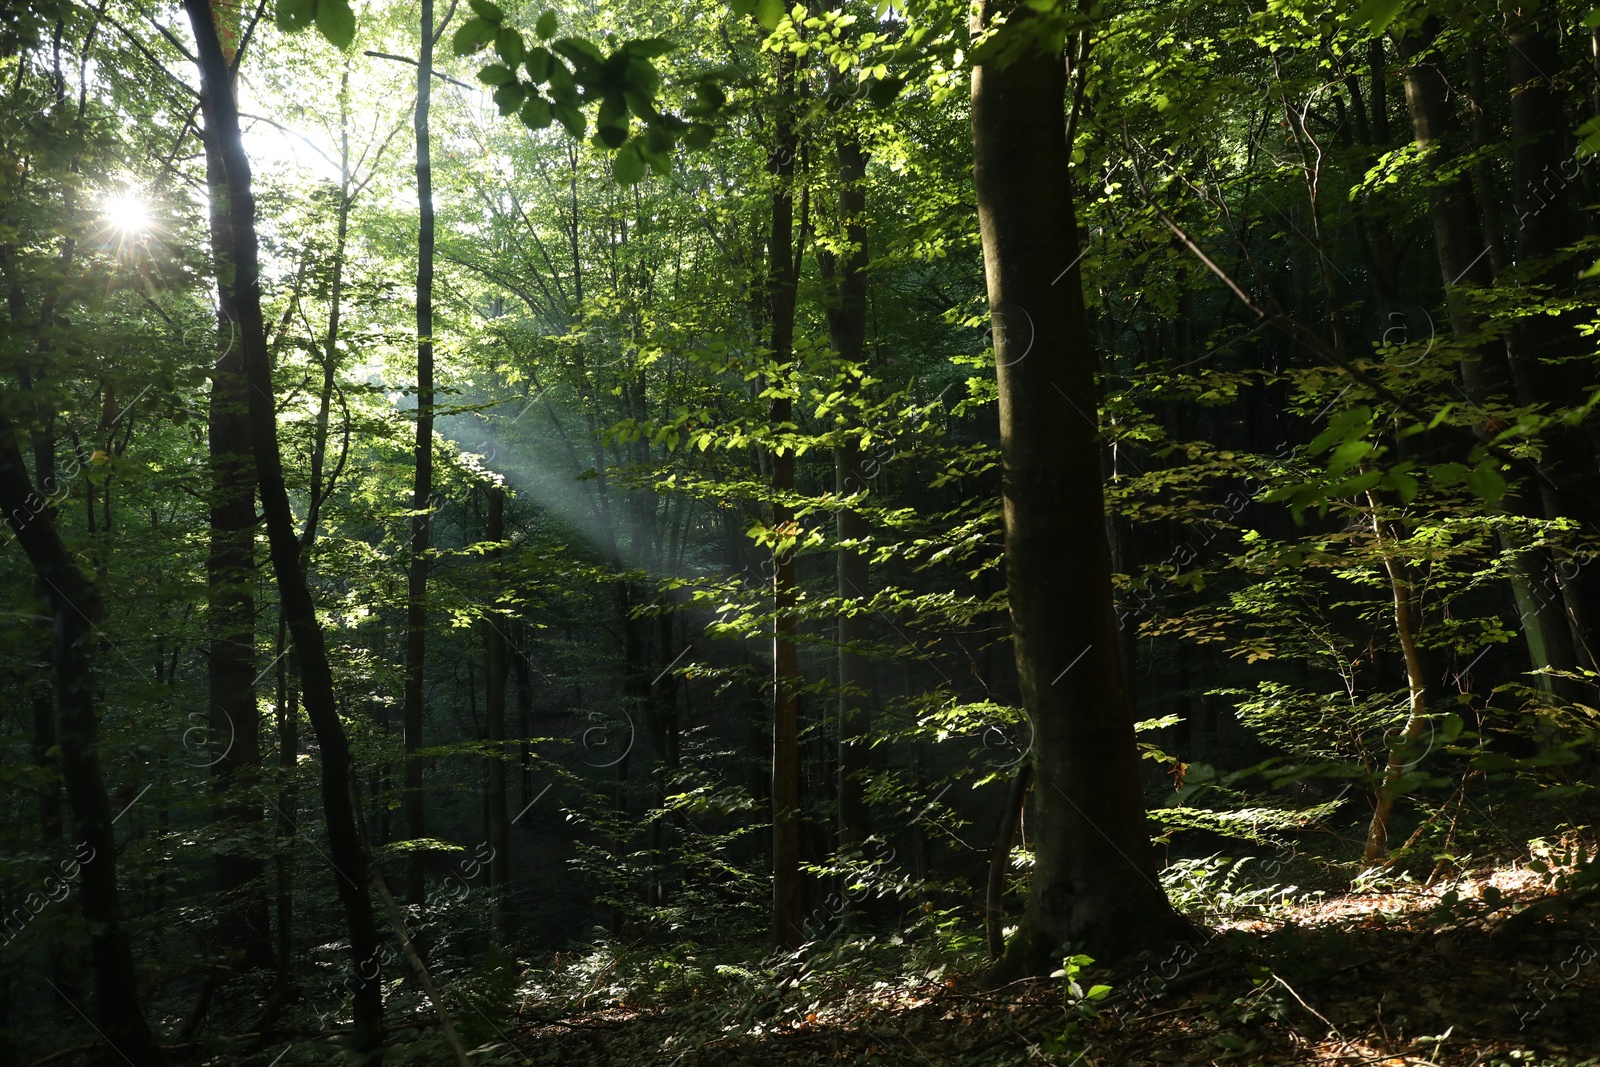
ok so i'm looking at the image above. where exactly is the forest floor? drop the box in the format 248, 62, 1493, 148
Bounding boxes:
483, 861, 1600, 1067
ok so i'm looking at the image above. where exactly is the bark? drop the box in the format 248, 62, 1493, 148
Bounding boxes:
484, 485, 511, 940
1399, 20, 1589, 702
1506, 16, 1600, 681
985, 764, 1032, 960
404, 0, 438, 909
202, 85, 271, 976
973, 1, 1185, 975
1363, 499, 1430, 863
0, 414, 163, 1065
182, 1, 384, 1052
766, 44, 804, 951
824, 134, 874, 855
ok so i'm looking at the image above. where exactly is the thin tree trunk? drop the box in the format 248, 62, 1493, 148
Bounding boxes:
182, 1, 384, 1052
484, 485, 511, 940
0, 416, 163, 1065
1363, 497, 1429, 863
766, 43, 804, 951
404, 0, 438, 909
985, 763, 1032, 959
974, 0, 1185, 975
824, 134, 874, 856
1400, 20, 1590, 702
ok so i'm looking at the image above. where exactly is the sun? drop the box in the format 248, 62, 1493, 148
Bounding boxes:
102, 190, 152, 235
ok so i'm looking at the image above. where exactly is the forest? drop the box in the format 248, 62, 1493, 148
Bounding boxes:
6, 0, 1600, 1062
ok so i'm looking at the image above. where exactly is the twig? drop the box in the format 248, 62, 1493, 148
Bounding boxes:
1273, 972, 1343, 1038
363, 50, 476, 91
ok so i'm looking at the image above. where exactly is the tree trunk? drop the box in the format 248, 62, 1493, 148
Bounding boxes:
484, 485, 511, 940
973, 0, 1185, 975
1506, 16, 1600, 684
825, 134, 874, 856
1363, 499, 1430, 863
0, 416, 163, 1064
202, 87, 271, 977
985, 764, 1032, 959
1400, 20, 1591, 702
183, 1, 384, 1052
404, 0, 438, 909
766, 44, 804, 951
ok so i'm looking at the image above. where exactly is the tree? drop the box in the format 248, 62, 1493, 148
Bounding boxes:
182, 0, 386, 1052
972, 0, 1188, 974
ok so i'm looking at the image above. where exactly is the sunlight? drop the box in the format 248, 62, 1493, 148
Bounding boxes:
102, 189, 151, 235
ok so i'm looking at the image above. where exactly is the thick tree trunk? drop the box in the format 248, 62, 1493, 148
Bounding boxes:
973, 1, 1184, 975
183, 1, 384, 1052
0, 417, 162, 1064
202, 99, 271, 976
826, 135, 874, 855
404, 0, 438, 909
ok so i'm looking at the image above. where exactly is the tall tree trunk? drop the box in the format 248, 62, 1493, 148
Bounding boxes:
484, 485, 511, 940
183, 1, 384, 1053
404, 0, 438, 909
202, 90, 271, 977
825, 134, 874, 856
0, 416, 163, 1065
1399, 21, 1589, 702
973, 1, 1184, 975
766, 44, 804, 951
1506, 16, 1600, 684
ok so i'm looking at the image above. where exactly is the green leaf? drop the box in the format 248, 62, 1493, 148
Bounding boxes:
536, 9, 558, 39
313, 0, 356, 48
1578, 116, 1600, 157
453, 17, 495, 55
867, 76, 904, 105
755, 0, 786, 30
525, 45, 553, 81
519, 95, 553, 129
479, 63, 517, 86
467, 0, 505, 22
1468, 460, 1506, 504
613, 143, 647, 185
627, 37, 674, 59
1355, 0, 1407, 35
552, 101, 586, 138
276, 0, 316, 33
1585, 8, 1600, 28
495, 27, 526, 66
683, 124, 714, 150
492, 81, 526, 115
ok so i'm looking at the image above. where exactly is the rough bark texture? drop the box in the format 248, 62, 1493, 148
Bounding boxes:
973, 1, 1185, 976
183, 1, 384, 1052
0, 415, 162, 1064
